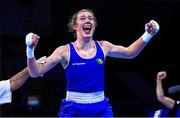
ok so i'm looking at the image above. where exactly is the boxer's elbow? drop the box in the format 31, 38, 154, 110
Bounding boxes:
125, 51, 137, 59
29, 70, 41, 78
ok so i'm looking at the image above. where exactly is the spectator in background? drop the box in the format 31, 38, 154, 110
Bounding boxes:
153, 71, 180, 117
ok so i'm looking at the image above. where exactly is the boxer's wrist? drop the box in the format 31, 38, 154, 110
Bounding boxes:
26, 46, 34, 59
141, 31, 153, 43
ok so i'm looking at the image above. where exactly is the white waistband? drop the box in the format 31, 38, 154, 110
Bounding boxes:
65, 91, 105, 104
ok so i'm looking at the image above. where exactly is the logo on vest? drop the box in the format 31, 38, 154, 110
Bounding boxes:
96, 58, 103, 64
72, 62, 86, 66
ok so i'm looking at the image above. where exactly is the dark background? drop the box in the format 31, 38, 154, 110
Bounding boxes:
0, 0, 180, 117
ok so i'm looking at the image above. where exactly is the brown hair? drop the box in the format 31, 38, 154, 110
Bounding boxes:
67, 9, 97, 38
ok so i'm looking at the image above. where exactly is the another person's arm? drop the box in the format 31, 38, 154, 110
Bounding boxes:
0, 80, 12, 104
0, 56, 47, 105
9, 68, 29, 91
100, 20, 160, 59
156, 71, 175, 109
0, 68, 29, 105
10, 56, 47, 91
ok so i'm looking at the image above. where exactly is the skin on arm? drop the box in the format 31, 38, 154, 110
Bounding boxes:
10, 56, 48, 91
9, 68, 29, 91
156, 71, 175, 109
27, 45, 69, 77
99, 20, 159, 59
100, 39, 147, 59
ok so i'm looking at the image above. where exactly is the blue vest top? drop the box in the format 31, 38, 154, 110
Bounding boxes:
65, 41, 105, 93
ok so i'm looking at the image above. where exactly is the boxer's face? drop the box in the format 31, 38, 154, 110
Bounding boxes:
73, 11, 96, 40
